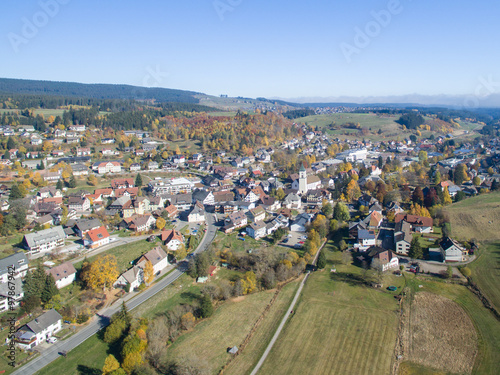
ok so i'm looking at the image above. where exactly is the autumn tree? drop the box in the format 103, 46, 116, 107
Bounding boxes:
441, 186, 452, 205
102, 354, 121, 375
143, 260, 154, 285
454, 164, 469, 185
156, 217, 166, 230
346, 179, 361, 202
412, 186, 424, 206
81, 254, 119, 291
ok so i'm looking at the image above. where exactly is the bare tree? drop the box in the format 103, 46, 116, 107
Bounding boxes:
147, 316, 169, 370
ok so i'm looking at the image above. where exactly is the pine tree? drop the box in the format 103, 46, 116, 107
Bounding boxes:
68, 174, 77, 188
200, 294, 214, 318
135, 173, 143, 187
41, 274, 59, 304
317, 250, 326, 269
408, 236, 423, 259
56, 179, 64, 190
9, 184, 24, 199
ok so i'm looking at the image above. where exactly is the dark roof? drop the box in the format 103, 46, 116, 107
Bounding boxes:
25, 309, 62, 333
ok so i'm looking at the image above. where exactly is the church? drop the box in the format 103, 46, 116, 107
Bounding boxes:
292, 164, 322, 194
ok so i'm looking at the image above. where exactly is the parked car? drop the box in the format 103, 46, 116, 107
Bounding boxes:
47, 337, 58, 344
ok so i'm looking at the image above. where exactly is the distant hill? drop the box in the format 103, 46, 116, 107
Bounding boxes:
0, 78, 201, 104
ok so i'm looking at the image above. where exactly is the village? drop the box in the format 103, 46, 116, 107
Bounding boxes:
0, 113, 498, 374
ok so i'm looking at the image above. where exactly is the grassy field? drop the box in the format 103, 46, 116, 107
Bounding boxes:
468, 242, 500, 312
224, 280, 300, 375
74, 239, 157, 273
36, 330, 112, 375
0, 233, 24, 259
444, 192, 500, 241
163, 289, 278, 374
258, 246, 401, 375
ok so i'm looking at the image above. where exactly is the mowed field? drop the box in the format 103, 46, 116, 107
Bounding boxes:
444, 192, 500, 241
469, 242, 500, 312
259, 248, 400, 375
163, 281, 299, 374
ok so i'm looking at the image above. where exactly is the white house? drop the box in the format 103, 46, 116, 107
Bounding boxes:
137, 246, 169, 275
15, 309, 62, 349
188, 202, 205, 223
161, 229, 184, 251
290, 213, 311, 232
47, 262, 77, 289
84, 226, 111, 249
440, 237, 468, 262
247, 221, 267, 239
114, 266, 143, 292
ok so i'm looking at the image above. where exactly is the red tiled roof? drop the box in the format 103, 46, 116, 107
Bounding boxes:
86, 226, 110, 242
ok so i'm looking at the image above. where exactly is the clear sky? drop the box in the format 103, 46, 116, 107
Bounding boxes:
1, 0, 499, 99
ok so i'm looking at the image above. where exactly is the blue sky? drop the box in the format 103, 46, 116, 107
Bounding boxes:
1, 0, 499, 99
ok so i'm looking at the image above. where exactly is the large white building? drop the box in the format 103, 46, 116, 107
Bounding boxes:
148, 177, 195, 196
23, 226, 66, 255
336, 148, 368, 162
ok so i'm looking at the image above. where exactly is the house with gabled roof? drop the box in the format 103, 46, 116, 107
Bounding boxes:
14, 309, 62, 349
137, 246, 169, 275
161, 229, 184, 250
46, 262, 77, 289
84, 226, 110, 249
114, 266, 143, 292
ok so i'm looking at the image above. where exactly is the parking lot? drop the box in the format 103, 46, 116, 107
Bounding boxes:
279, 231, 307, 250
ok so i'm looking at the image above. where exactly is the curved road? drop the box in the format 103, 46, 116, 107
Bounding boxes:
13, 213, 218, 375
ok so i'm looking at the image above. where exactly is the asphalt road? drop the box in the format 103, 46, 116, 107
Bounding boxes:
12, 214, 217, 375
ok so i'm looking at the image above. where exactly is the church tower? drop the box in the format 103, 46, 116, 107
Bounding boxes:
298, 163, 307, 194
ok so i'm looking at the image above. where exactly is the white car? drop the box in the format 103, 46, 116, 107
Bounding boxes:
47, 337, 58, 344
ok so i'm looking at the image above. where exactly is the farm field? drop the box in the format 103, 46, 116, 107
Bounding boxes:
218, 280, 299, 375
163, 281, 299, 374
404, 292, 477, 374
444, 191, 500, 241
258, 247, 401, 375
403, 276, 500, 375
468, 242, 500, 312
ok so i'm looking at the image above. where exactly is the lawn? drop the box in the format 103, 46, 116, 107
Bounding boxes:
0, 234, 24, 259
468, 241, 500, 312
36, 332, 112, 375
74, 239, 157, 273
444, 191, 500, 241
258, 246, 400, 375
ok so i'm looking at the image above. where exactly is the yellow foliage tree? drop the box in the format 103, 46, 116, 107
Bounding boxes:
122, 352, 143, 374
33, 172, 43, 186
102, 354, 120, 375
156, 217, 166, 230
143, 260, 154, 285
346, 179, 361, 202
81, 254, 119, 291
242, 271, 257, 294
